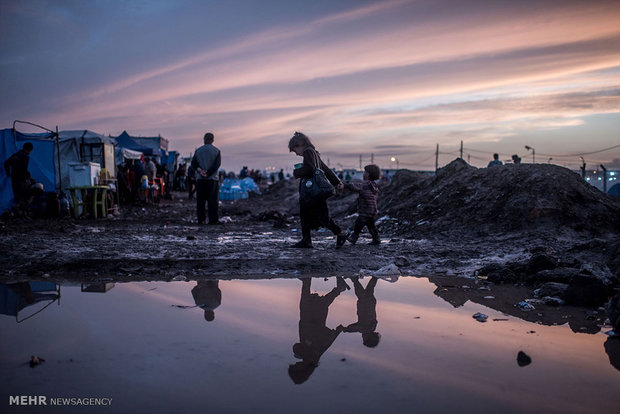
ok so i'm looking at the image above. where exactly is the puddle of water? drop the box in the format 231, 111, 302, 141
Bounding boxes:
0, 277, 618, 413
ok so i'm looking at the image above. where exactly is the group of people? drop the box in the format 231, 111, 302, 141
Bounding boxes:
116, 157, 171, 204
188, 131, 384, 247
487, 152, 522, 167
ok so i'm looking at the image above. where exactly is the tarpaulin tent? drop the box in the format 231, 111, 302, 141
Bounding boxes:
58, 130, 116, 189
1, 128, 58, 214
0, 282, 60, 322
114, 131, 154, 155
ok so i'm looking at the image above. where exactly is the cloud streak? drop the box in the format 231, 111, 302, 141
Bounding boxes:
1, 0, 619, 170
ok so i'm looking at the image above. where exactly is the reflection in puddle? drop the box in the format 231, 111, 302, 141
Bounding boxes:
0, 277, 618, 413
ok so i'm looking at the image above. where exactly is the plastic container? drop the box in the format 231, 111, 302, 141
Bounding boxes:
68, 162, 101, 187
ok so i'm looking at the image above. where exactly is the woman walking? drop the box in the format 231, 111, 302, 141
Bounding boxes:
288, 132, 346, 248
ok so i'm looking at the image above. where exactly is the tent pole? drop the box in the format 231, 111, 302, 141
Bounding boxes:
56, 126, 62, 192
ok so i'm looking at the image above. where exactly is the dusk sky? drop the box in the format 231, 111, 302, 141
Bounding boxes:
2, 0, 619, 172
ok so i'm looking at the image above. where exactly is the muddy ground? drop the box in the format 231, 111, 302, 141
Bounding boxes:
1, 160, 619, 315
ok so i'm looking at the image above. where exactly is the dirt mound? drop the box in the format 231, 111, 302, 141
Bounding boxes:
379, 158, 620, 236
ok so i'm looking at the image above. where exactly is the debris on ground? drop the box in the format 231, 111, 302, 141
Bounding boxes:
472, 312, 488, 322
517, 351, 532, 367
29, 355, 45, 368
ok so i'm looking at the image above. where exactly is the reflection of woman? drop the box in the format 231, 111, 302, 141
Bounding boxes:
191, 280, 221, 322
288, 132, 346, 248
343, 277, 381, 348
288, 277, 349, 384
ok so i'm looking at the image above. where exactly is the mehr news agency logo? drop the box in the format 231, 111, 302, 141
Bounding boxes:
9, 395, 112, 406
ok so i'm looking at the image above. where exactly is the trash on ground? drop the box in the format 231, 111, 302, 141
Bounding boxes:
473, 312, 488, 322
518, 301, 536, 311
29, 355, 45, 368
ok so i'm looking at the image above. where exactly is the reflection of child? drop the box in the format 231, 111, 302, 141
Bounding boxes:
345, 164, 381, 245
288, 277, 349, 384
343, 276, 380, 347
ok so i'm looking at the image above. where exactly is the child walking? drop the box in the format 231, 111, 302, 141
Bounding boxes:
345, 164, 381, 245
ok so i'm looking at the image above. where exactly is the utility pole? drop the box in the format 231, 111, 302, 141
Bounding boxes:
370, 152, 374, 164
435, 144, 439, 172
580, 157, 586, 179
359, 154, 362, 170
460, 140, 463, 159
600, 164, 608, 193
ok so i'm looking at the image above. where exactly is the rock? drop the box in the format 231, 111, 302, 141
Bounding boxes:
604, 338, 620, 371
29, 355, 45, 368
533, 282, 569, 298
531, 267, 580, 283
606, 294, 620, 332
478, 263, 517, 283
542, 296, 565, 306
517, 351, 532, 367
564, 274, 611, 307
527, 253, 557, 273
472, 312, 488, 322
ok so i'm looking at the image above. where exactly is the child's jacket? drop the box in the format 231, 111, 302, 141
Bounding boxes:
345, 180, 379, 218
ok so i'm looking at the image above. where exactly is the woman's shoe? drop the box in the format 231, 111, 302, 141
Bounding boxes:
336, 234, 347, 249
291, 239, 313, 248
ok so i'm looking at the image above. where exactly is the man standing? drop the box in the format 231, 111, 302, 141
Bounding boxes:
191, 132, 221, 225
4, 142, 34, 215
487, 153, 503, 168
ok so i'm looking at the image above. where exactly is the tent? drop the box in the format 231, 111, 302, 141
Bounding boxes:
115, 131, 154, 155
1, 128, 58, 214
0, 282, 60, 322
58, 130, 117, 189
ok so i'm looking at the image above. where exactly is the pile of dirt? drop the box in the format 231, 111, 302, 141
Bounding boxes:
378, 159, 620, 236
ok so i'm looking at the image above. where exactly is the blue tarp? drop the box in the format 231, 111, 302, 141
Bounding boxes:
219, 177, 260, 200
1, 129, 58, 214
114, 131, 154, 155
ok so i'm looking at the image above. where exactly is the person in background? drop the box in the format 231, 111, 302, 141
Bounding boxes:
512, 154, 522, 164
345, 164, 381, 245
289, 131, 346, 249
487, 153, 503, 167
145, 157, 157, 180
278, 168, 285, 181
3, 142, 34, 216
177, 163, 187, 191
191, 132, 221, 225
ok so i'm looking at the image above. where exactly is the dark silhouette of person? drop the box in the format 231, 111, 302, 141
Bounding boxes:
288, 277, 349, 384
4, 142, 34, 215
343, 276, 381, 347
191, 132, 221, 224
487, 153, 503, 167
191, 280, 221, 322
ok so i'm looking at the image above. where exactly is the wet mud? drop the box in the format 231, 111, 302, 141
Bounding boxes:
1, 160, 619, 310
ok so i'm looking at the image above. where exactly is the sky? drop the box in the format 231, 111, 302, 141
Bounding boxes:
1, 0, 619, 172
